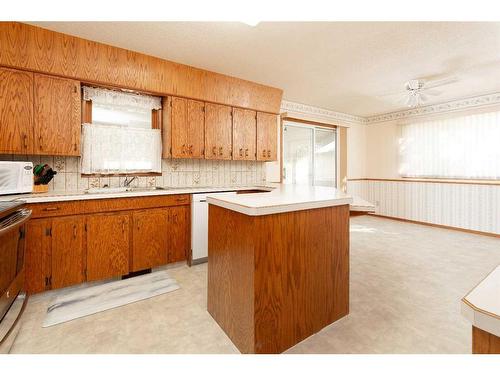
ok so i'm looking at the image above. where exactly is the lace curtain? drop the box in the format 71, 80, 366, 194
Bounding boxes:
81, 86, 162, 174
81, 124, 162, 174
83, 86, 162, 110
399, 110, 500, 179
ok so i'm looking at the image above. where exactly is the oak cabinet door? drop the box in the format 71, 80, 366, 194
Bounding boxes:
171, 97, 205, 159
257, 112, 278, 161
205, 103, 232, 160
51, 216, 85, 289
171, 97, 188, 158
233, 108, 256, 161
25, 219, 52, 294
33, 74, 81, 156
132, 209, 168, 272
187, 99, 205, 158
167, 205, 190, 263
0, 67, 33, 154
86, 213, 130, 282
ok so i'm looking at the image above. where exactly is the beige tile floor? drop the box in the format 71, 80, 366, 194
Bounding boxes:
9, 216, 500, 354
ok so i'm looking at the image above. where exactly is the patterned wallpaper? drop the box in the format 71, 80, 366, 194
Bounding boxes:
0, 155, 267, 192
348, 180, 500, 235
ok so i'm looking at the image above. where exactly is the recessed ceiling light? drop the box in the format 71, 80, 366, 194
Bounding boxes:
241, 20, 260, 27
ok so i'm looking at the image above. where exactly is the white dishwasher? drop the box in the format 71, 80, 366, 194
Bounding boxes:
191, 192, 236, 264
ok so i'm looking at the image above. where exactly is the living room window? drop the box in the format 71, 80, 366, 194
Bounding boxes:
399, 110, 500, 180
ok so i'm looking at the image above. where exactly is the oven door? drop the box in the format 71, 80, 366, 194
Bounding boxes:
0, 208, 31, 350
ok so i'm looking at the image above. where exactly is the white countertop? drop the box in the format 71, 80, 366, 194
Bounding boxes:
0, 185, 274, 204
462, 265, 500, 337
206, 184, 353, 216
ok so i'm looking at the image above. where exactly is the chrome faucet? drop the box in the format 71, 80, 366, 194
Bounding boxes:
123, 176, 137, 188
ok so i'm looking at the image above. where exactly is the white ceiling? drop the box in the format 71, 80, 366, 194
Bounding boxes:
29, 22, 500, 117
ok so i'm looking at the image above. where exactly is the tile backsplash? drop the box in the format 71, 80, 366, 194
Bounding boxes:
1, 155, 267, 192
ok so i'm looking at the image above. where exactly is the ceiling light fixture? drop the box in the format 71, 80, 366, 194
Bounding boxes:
241, 20, 260, 27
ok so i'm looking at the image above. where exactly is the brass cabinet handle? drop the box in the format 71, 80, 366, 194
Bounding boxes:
219, 146, 223, 156
212, 146, 217, 155
73, 224, 77, 239
43, 207, 60, 212
176, 197, 187, 202
239, 148, 243, 157
245, 148, 249, 157
122, 220, 126, 233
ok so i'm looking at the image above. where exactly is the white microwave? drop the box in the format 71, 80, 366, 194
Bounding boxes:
0, 161, 34, 195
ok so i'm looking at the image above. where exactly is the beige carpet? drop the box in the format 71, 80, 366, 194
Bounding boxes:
10, 215, 500, 353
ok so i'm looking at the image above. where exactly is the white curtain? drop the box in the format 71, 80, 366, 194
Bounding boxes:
81, 86, 162, 174
83, 86, 161, 111
81, 124, 161, 174
399, 110, 500, 179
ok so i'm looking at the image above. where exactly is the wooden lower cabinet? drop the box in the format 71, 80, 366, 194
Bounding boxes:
25, 219, 52, 294
25, 216, 85, 293
167, 205, 190, 263
86, 213, 130, 282
25, 195, 191, 293
51, 216, 85, 289
132, 209, 168, 272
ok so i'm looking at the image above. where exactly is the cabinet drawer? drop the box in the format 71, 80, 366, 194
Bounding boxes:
28, 194, 192, 218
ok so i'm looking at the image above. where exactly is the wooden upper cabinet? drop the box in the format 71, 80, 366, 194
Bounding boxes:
233, 108, 257, 161
33, 74, 81, 156
51, 216, 85, 290
0, 67, 33, 154
205, 103, 232, 160
86, 213, 130, 282
132, 209, 168, 272
171, 97, 205, 159
257, 112, 278, 161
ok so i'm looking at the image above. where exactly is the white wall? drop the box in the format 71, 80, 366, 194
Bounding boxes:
346, 122, 367, 179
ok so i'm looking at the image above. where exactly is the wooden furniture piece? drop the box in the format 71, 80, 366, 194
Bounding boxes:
207, 204, 350, 353
232, 108, 257, 161
472, 326, 500, 354
170, 97, 205, 159
256, 112, 278, 161
0, 22, 282, 114
0, 67, 33, 154
205, 103, 233, 160
24, 194, 191, 294
33, 74, 81, 156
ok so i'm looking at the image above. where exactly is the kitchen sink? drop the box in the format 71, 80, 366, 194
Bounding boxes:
85, 186, 167, 194
86, 187, 130, 194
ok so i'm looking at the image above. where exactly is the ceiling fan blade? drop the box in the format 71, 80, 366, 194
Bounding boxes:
424, 76, 459, 89
422, 88, 442, 96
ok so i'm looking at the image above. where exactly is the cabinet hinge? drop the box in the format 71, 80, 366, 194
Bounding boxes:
19, 228, 25, 239
45, 227, 52, 237
84, 223, 87, 232
84, 268, 87, 279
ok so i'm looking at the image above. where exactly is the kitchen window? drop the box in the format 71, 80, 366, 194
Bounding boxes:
399, 110, 500, 180
282, 121, 337, 187
80, 86, 162, 175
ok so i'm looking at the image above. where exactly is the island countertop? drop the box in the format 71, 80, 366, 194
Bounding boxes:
206, 184, 353, 216
462, 265, 500, 338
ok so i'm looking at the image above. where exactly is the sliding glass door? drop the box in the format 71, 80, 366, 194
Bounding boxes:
282, 121, 336, 187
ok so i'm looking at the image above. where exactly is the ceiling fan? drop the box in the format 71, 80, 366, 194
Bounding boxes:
380, 77, 458, 108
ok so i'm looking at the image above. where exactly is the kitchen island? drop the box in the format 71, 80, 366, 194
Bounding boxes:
206, 185, 353, 353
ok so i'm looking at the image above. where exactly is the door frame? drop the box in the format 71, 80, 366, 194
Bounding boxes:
280, 117, 338, 188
